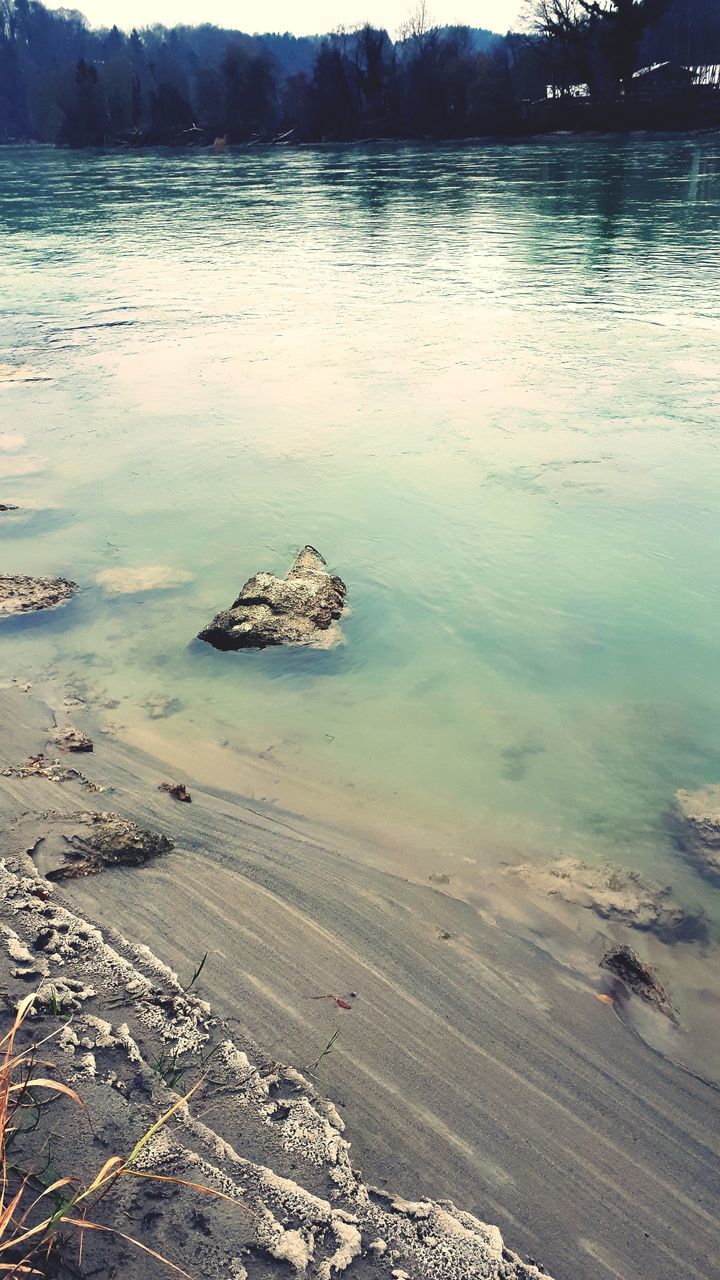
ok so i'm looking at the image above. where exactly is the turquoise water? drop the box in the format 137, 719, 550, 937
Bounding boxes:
1, 139, 720, 896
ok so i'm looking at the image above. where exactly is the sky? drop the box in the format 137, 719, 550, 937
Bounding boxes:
48, 1, 525, 37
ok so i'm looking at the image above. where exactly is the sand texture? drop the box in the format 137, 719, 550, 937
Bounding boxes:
0, 685, 718, 1280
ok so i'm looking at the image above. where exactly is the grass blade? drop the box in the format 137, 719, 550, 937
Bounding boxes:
122, 1170, 243, 1205
63, 1218, 192, 1278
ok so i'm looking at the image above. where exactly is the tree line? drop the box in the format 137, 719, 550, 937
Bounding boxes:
0, 0, 718, 147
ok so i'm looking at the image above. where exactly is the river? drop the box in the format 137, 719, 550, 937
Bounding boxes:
2, 137, 720, 930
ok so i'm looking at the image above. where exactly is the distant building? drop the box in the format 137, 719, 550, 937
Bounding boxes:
545, 64, 720, 103
631, 62, 694, 92
632, 62, 720, 92
690, 65, 720, 88
545, 83, 590, 100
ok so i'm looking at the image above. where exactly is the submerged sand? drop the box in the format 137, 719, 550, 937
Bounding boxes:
0, 683, 718, 1280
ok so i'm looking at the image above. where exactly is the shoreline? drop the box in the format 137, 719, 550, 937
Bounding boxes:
0, 787, 552, 1280
86, 676, 720, 1086
1, 128, 719, 153
1, 679, 718, 1279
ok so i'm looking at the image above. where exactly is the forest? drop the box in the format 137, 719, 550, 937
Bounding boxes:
1, 0, 719, 146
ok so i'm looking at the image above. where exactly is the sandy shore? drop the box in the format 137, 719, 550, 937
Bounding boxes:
1, 681, 719, 1280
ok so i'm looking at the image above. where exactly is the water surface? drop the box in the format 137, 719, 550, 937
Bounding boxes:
1, 138, 720, 918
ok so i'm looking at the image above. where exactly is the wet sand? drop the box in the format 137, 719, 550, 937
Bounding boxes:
1, 682, 719, 1280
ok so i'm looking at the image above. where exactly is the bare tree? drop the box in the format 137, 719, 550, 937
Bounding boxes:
523, 0, 590, 95
520, 0, 589, 39
527, 0, 586, 39
399, 1, 435, 45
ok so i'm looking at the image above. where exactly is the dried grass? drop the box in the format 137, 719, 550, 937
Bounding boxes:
0, 993, 241, 1279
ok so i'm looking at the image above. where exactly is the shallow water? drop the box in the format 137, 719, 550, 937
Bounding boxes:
1, 138, 720, 915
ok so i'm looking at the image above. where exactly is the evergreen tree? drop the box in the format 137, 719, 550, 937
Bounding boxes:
59, 58, 106, 146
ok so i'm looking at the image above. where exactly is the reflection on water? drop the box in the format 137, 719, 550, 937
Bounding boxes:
1, 138, 720, 919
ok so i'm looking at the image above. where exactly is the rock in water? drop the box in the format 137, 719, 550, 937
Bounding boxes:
506, 856, 708, 944
0, 574, 78, 617
601, 944, 678, 1022
675, 785, 720, 882
198, 546, 347, 651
